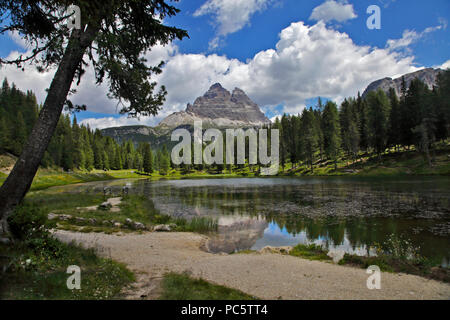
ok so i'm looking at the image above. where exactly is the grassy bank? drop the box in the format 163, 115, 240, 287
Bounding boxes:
1, 142, 449, 193
285, 243, 450, 283
0, 237, 134, 300
24, 191, 218, 235
159, 273, 256, 300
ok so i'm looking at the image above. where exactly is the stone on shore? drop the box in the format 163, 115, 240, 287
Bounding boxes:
153, 225, 172, 232
259, 246, 293, 255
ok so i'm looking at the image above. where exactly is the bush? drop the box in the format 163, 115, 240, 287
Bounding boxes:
8, 203, 52, 240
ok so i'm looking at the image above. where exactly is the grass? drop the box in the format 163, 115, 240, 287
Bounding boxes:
159, 273, 256, 300
173, 217, 219, 234
0, 240, 134, 300
278, 141, 450, 177
25, 192, 106, 212
283, 241, 450, 283
27, 170, 117, 191
26, 191, 219, 235
338, 254, 450, 283
289, 244, 332, 261
1, 141, 448, 194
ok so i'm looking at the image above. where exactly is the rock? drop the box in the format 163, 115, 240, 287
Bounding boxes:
114, 222, 122, 228
98, 202, 113, 211
159, 84, 271, 128
102, 220, 112, 226
260, 246, 292, 255
88, 218, 97, 225
59, 214, 73, 221
47, 213, 58, 220
327, 250, 346, 264
134, 222, 147, 230
362, 68, 442, 98
153, 224, 172, 232
125, 218, 133, 225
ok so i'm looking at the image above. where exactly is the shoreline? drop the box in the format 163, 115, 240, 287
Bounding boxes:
54, 230, 450, 300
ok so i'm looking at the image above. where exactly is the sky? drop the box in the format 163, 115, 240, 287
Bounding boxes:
0, 0, 449, 129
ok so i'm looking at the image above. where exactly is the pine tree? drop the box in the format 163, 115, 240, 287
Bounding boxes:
388, 88, 401, 152
160, 145, 171, 175
103, 151, 110, 170
12, 111, 27, 155
0, 116, 9, 152
340, 99, 359, 162
323, 102, 341, 170
300, 108, 319, 172
143, 143, 153, 174
367, 89, 391, 157
356, 92, 369, 152
435, 69, 450, 140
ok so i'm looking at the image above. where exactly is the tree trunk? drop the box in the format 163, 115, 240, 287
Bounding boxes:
0, 26, 99, 235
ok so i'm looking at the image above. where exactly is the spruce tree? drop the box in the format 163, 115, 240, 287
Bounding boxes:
388, 88, 401, 152
143, 143, 153, 174
300, 108, 319, 172
367, 90, 391, 157
323, 102, 341, 170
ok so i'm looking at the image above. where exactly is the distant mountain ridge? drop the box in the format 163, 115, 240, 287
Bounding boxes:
102, 68, 445, 147
362, 68, 443, 98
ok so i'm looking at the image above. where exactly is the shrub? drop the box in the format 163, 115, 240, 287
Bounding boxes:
8, 203, 52, 240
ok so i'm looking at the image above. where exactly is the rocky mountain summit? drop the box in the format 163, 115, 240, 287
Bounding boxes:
362, 68, 442, 98
159, 83, 271, 128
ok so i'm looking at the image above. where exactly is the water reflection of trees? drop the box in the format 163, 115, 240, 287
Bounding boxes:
132, 179, 449, 259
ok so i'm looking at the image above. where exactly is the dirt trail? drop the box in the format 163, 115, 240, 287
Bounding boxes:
54, 231, 450, 300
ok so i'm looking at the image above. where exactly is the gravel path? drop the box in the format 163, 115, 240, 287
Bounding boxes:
54, 231, 450, 300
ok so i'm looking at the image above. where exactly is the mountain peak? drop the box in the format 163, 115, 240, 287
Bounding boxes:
210, 83, 225, 90
159, 84, 270, 128
362, 68, 442, 98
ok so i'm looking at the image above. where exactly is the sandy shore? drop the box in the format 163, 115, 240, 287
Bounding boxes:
54, 230, 450, 300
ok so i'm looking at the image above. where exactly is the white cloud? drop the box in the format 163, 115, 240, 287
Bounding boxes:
270, 115, 282, 123
155, 21, 415, 116
194, 0, 272, 50
80, 115, 165, 130
309, 0, 357, 23
1, 20, 420, 128
0, 41, 178, 115
387, 20, 447, 51
439, 60, 450, 70
386, 30, 419, 51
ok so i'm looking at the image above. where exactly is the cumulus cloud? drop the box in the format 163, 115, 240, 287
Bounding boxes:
1, 20, 420, 129
153, 21, 416, 117
0, 41, 178, 114
309, 0, 357, 23
194, 0, 272, 50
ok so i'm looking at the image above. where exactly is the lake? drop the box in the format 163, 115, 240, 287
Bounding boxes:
61, 176, 450, 266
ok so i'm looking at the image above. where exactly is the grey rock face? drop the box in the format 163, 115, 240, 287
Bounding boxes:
101, 83, 271, 145
362, 68, 442, 98
159, 83, 271, 128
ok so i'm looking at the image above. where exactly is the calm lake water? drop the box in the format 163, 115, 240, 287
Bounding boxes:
62, 177, 450, 266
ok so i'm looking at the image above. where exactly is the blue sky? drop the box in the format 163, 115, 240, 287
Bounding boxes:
0, 0, 449, 128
